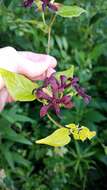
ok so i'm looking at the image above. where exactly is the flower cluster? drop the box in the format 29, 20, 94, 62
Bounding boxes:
68, 77, 91, 104
23, 0, 58, 12
66, 124, 96, 141
34, 74, 91, 117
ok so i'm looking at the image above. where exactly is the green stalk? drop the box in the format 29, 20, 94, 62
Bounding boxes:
47, 14, 57, 54
47, 113, 64, 128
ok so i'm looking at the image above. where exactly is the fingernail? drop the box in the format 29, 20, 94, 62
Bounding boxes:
47, 68, 56, 77
0, 88, 8, 111
46, 55, 57, 67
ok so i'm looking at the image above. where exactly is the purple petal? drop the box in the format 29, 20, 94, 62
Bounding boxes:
64, 102, 74, 109
42, 3, 47, 11
36, 89, 51, 100
41, 0, 49, 4
23, 0, 34, 7
43, 77, 50, 87
75, 86, 91, 104
60, 75, 67, 88
40, 104, 51, 117
48, 3, 58, 11
47, 75, 59, 95
53, 102, 60, 115
71, 77, 79, 87
61, 95, 74, 108
84, 95, 91, 104
75, 86, 85, 96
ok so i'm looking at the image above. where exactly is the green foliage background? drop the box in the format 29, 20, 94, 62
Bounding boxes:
0, 0, 107, 189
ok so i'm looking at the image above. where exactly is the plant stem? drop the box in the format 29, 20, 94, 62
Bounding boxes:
42, 12, 46, 25
47, 113, 64, 128
47, 27, 51, 54
50, 14, 57, 27
47, 14, 57, 54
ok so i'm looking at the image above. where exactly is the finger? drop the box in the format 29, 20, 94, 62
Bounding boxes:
0, 76, 5, 90
0, 47, 18, 71
47, 68, 56, 78
17, 52, 57, 80
19, 52, 57, 68
0, 88, 8, 111
0, 46, 20, 90
6, 95, 14, 103
31, 68, 56, 81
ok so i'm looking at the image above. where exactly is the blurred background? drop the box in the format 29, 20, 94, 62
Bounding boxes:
0, 0, 107, 189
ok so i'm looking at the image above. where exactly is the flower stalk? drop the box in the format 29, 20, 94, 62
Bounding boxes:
47, 113, 63, 128
47, 14, 57, 54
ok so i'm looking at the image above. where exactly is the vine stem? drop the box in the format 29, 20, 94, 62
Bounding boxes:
42, 12, 46, 25
47, 113, 64, 128
47, 14, 57, 54
47, 27, 51, 54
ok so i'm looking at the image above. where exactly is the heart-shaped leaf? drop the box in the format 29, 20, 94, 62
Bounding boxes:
36, 128, 71, 147
0, 68, 38, 101
57, 5, 86, 18
55, 65, 74, 79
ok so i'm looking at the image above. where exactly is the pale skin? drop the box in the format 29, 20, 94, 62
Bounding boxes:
0, 47, 57, 110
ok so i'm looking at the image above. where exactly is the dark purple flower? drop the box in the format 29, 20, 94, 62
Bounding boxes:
23, 0, 34, 7
41, 0, 58, 12
48, 3, 58, 11
34, 73, 91, 117
23, 0, 58, 12
36, 75, 74, 117
71, 77, 79, 87
70, 77, 91, 104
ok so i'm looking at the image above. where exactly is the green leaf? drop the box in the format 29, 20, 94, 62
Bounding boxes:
0, 68, 38, 101
12, 152, 31, 167
84, 110, 106, 123
36, 128, 71, 147
0, 123, 32, 145
0, 146, 15, 169
57, 5, 86, 18
1, 109, 35, 124
16, 19, 49, 33
97, 155, 107, 166
55, 65, 74, 79
3, 0, 12, 7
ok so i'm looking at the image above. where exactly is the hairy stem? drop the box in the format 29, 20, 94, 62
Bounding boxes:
47, 14, 57, 54
47, 27, 51, 54
47, 113, 63, 128
42, 12, 46, 25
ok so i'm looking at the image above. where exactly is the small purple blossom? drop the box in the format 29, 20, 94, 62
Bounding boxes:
34, 74, 91, 117
59, 76, 91, 103
70, 77, 91, 104
23, 0, 34, 7
23, 0, 58, 12
36, 75, 74, 117
40, 0, 58, 12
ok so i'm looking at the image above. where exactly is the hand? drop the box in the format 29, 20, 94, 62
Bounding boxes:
0, 47, 57, 111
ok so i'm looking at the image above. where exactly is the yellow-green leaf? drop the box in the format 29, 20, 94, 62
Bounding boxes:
57, 5, 86, 18
87, 131, 96, 140
79, 127, 96, 141
66, 124, 96, 141
79, 127, 90, 141
66, 123, 80, 140
55, 65, 74, 80
36, 128, 71, 147
0, 68, 38, 101
66, 123, 78, 130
